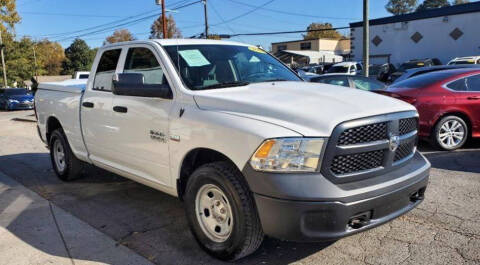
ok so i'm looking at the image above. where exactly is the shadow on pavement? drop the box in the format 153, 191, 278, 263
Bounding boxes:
420, 139, 480, 174
0, 152, 330, 265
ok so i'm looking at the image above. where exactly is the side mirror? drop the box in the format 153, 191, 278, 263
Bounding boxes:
112, 73, 172, 99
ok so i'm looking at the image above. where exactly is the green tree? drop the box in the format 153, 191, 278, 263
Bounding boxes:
4, 36, 36, 86
35, 39, 65, 76
0, 0, 21, 86
416, 0, 450, 11
150, 14, 182, 39
62, 38, 95, 75
452, 0, 469, 4
104, 29, 135, 45
302, 23, 344, 40
385, 0, 418, 15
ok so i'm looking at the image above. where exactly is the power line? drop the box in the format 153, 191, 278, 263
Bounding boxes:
212, 0, 275, 26
225, 0, 360, 21
225, 26, 351, 37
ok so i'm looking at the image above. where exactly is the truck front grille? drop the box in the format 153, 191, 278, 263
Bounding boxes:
321, 112, 418, 183
331, 150, 385, 175
338, 122, 388, 145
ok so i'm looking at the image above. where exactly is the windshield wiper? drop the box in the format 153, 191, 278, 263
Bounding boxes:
261, 78, 289, 82
201, 81, 250, 90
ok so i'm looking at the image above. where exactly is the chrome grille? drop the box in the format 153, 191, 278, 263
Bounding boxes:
321, 111, 419, 183
338, 122, 388, 146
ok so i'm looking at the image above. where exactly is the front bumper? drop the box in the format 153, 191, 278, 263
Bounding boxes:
7, 101, 34, 110
243, 152, 430, 242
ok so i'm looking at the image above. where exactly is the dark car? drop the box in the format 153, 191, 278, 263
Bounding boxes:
310, 74, 387, 91
391, 64, 480, 84
0, 88, 34, 111
376, 69, 480, 150
389, 58, 442, 83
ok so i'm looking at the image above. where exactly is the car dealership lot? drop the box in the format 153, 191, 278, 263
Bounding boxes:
0, 110, 479, 265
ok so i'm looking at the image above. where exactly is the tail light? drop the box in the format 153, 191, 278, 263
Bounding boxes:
375, 91, 417, 105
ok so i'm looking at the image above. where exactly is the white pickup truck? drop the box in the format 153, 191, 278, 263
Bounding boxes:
35, 39, 430, 261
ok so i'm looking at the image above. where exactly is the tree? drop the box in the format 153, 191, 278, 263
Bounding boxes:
62, 39, 95, 75
302, 23, 344, 40
4, 36, 36, 86
150, 14, 182, 39
0, 0, 20, 32
416, 0, 450, 11
35, 40, 65, 75
104, 29, 135, 45
452, 0, 469, 4
385, 0, 417, 15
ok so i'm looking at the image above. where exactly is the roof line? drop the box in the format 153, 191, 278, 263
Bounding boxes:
350, 2, 480, 27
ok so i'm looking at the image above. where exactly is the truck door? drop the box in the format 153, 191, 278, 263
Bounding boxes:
109, 45, 174, 186
81, 48, 122, 165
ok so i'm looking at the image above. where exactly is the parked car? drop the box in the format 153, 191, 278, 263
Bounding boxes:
392, 64, 480, 84
310, 74, 387, 91
377, 69, 480, 150
389, 58, 442, 82
323, 62, 363, 75
300, 65, 324, 75
73, 71, 90, 79
0, 88, 34, 111
447, 56, 480, 65
296, 69, 320, 81
35, 39, 429, 261
376, 63, 397, 83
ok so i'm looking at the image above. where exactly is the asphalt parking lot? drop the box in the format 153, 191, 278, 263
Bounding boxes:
0, 110, 479, 265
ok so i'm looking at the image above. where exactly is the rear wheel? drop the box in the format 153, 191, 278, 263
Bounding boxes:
433, 115, 468, 151
184, 162, 263, 261
49, 128, 84, 181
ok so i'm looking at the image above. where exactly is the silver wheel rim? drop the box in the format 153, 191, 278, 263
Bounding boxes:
438, 119, 465, 148
53, 139, 66, 172
195, 184, 233, 243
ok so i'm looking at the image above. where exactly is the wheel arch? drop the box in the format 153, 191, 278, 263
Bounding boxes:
46, 116, 63, 144
432, 111, 472, 138
177, 148, 249, 200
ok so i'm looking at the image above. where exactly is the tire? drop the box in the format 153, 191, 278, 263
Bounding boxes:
433, 115, 468, 151
184, 162, 264, 261
49, 128, 84, 181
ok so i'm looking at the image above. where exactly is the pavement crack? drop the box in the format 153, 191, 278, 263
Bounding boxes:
49, 202, 75, 265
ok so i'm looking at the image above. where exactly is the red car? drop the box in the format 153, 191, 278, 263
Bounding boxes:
378, 69, 480, 150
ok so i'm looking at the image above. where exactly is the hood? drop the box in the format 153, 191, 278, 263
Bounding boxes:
193, 81, 416, 136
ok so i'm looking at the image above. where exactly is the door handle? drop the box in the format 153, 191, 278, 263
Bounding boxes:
467, 96, 480, 100
113, 106, 128, 113
82, 102, 94, 108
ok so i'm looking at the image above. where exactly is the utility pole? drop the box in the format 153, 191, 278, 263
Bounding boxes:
203, 0, 209, 38
33, 45, 38, 81
161, 0, 167, 38
0, 30, 7, 88
362, 0, 369, 77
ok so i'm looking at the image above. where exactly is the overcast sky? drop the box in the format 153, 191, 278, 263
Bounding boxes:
14, 0, 424, 48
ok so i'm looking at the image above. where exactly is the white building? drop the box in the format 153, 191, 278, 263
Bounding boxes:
350, 2, 480, 65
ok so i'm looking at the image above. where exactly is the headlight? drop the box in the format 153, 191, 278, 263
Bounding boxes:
250, 138, 325, 172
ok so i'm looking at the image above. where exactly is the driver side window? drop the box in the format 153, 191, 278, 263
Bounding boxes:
124, 47, 168, 86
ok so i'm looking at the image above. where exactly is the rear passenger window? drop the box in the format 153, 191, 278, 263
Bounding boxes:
446, 78, 467, 91
466, 75, 480, 92
124, 47, 168, 86
93, 49, 122, 91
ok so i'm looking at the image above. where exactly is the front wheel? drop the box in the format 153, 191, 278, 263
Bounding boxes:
433, 115, 468, 151
184, 162, 263, 261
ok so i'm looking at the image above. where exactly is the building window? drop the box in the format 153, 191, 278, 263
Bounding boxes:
277, 45, 287, 51
411, 32, 423, 43
300, 42, 311, 50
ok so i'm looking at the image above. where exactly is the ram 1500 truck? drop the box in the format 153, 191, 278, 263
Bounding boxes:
35, 39, 430, 261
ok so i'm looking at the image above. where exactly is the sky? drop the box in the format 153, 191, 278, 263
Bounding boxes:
14, 0, 395, 49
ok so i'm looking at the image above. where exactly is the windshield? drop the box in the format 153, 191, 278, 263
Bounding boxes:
327, 65, 349, 73
164, 44, 301, 90
390, 71, 458, 89
2, 89, 29, 96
